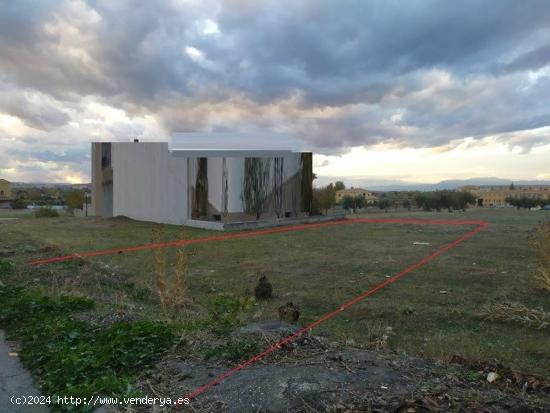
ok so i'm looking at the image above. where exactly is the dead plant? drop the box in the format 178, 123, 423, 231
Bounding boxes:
529, 221, 550, 292
151, 225, 190, 314
479, 301, 550, 330
152, 225, 168, 311
171, 246, 189, 310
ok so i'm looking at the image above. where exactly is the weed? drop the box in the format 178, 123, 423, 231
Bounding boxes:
151, 226, 190, 313
401, 305, 416, 315
207, 294, 254, 335
172, 245, 189, 309
203, 339, 260, 362
152, 226, 168, 311
479, 301, 549, 330
529, 221, 550, 292
0, 285, 174, 412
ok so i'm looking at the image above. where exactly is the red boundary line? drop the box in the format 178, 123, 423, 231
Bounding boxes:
26, 217, 488, 403
28, 218, 487, 266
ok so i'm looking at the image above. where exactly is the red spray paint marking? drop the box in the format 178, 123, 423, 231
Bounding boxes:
26, 217, 488, 402
28, 217, 488, 266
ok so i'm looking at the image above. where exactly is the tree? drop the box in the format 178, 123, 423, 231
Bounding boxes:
341, 195, 355, 212
402, 199, 411, 211
342, 195, 365, 213
300, 153, 313, 213
334, 181, 345, 191
65, 190, 85, 211
454, 191, 475, 211
378, 199, 391, 212
10, 198, 28, 210
507, 196, 543, 209
509, 182, 515, 190
312, 184, 337, 215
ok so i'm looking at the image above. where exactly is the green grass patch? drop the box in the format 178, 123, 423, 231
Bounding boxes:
0, 284, 174, 412
0, 258, 14, 277
203, 339, 260, 362
35, 207, 60, 218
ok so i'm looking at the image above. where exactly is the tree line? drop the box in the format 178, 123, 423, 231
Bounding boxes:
311, 182, 478, 215
413, 190, 476, 212
506, 196, 548, 209
10, 187, 87, 210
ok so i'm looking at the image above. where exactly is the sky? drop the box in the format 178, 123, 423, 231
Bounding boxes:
0, 0, 549, 184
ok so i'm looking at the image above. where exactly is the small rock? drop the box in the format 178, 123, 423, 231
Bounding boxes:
487, 372, 500, 383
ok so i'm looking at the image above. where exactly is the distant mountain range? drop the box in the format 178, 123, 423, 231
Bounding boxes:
316, 177, 550, 192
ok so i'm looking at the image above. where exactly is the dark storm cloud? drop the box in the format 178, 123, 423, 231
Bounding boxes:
0, 0, 550, 156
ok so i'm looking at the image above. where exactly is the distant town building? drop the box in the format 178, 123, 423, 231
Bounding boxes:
0, 179, 13, 208
91, 137, 313, 227
460, 184, 550, 207
336, 188, 378, 205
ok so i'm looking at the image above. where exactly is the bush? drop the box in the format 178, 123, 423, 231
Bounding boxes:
207, 294, 254, 335
10, 197, 28, 209
35, 207, 60, 218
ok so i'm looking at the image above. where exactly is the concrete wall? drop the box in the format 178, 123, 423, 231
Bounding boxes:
111, 143, 188, 225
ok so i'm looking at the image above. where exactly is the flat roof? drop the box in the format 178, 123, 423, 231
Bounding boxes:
171, 132, 307, 152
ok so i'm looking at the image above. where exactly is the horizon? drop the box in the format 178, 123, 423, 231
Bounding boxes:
8, 175, 550, 188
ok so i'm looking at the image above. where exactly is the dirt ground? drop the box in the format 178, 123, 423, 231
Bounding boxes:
142, 321, 550, 412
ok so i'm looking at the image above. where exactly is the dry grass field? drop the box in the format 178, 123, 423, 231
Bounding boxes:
1, 208, 549, 380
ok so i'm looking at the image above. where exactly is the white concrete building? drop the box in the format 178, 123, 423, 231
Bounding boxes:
91, 135, 313, 227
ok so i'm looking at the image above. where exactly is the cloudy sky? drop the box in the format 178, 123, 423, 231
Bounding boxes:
1, 0, 549, 184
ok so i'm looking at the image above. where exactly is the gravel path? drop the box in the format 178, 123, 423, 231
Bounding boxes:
0, 330, 49, 412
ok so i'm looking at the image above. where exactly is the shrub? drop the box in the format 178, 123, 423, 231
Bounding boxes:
208, 294, 254, 335
10, 197, 28, 209
35, 207, 60, 218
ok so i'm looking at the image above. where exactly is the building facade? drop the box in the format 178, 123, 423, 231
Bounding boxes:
460, 185, 550, 207
91, 141, 313, 226
0, 179, 12, 200
0, 179, 13, 208
335, 188, 378, 205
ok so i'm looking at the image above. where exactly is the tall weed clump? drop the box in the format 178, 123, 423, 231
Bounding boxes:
151, 226, 190, 313
529, 221, 550, 292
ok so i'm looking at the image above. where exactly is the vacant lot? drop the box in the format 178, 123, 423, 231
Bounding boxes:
1, 208, 548, 382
